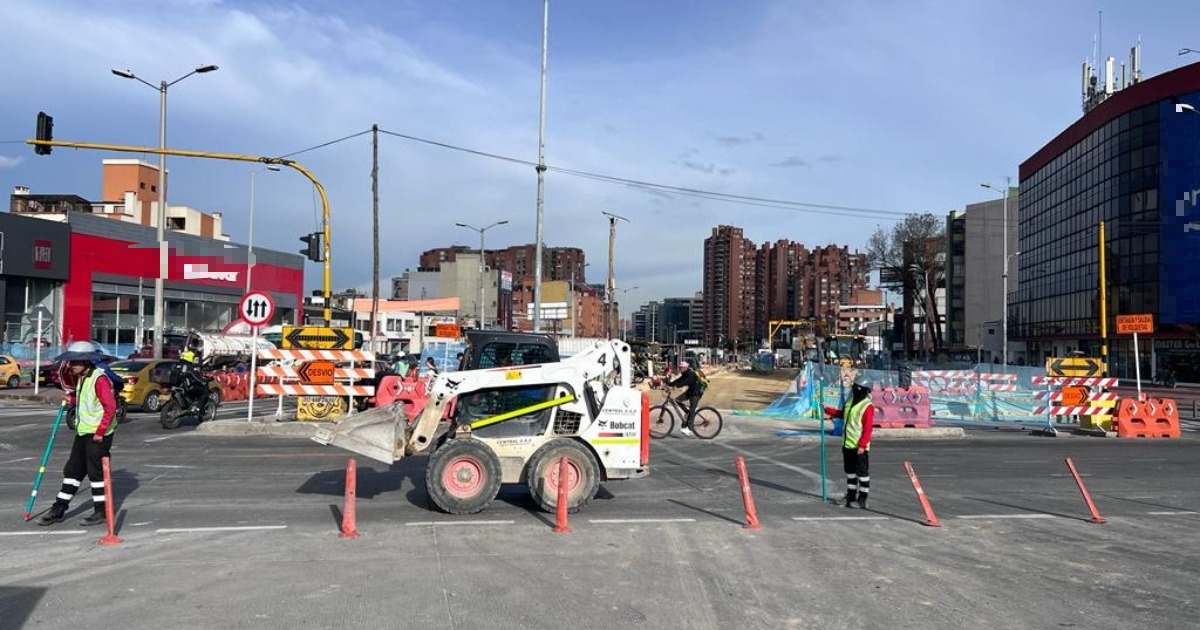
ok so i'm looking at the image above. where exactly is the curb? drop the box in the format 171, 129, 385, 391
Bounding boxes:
195, 419, 321, 438
0, 392, 61, 405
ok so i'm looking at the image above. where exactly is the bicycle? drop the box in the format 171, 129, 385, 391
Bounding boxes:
648, 384, 723, 439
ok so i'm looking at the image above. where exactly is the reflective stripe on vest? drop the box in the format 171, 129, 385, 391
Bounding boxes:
76, 370, 114, 436
842, 396, 871, 450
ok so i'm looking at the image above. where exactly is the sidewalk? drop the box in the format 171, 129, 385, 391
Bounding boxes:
0, 385, 61, 405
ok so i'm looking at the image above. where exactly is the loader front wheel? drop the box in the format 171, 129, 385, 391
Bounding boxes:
525, 439, 600, 513
426, 438, 502, 515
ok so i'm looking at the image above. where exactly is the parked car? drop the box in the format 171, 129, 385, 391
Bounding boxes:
108, 359, 221, 413
0, 354, 23, 388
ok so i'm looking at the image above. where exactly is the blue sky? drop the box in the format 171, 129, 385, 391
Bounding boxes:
2, 0, 1198, 313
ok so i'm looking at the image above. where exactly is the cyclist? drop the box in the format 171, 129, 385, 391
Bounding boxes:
667, 360, 704, 436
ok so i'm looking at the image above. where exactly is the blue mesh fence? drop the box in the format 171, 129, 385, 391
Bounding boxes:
735, 361, 1085, 432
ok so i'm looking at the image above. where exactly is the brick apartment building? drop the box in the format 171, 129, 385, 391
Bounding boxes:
703, 225, 873, 349
419, 245, 587, 286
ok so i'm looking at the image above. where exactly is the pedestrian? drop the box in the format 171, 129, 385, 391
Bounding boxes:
36, 351, 119, 526
824, 381, 875, 509
425, 357, 439, 377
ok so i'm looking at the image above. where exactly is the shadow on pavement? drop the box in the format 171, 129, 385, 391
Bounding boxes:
965, 496, 1086, 521
667, 499, 742, 525
1098, 494, 1193, 512
0, 586, 47, 628
296, 458, 424, 504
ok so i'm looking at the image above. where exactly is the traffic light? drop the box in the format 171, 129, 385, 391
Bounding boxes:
34, 112, 53, 155
299, 232, 324, 262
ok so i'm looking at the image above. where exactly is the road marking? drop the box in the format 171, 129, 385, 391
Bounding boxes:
405, 520, 514, 527
0, 530, 88, 536
588, 518, 697, 524
0, 457, 35, 465
143, 436, 187, 443
155, 525, 288, 533
792, 516, 888, 521
144, 465, 197, 469
956, 514, 1058, 520
1146, 511, 1198, 516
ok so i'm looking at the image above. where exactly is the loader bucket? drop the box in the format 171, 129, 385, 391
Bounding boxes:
311, 402, 409, 465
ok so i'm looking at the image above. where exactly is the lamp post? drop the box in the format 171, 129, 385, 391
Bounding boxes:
982, 178, 1013, 367
455, 220, 508, 329
247, 165, 280, 293
618, 286, 639, 340
112, 64, 219, 359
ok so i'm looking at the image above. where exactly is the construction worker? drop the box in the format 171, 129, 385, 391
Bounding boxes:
824, 381, 875, 509
36, 351, 120, 526
179, 343, 197, 363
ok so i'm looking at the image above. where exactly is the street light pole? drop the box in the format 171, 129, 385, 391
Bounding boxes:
619, 286, 639, 340
247, 165, 280, 293
455, 220, 508, 329
982, 177, 1012, 367
113, 64, 218, 359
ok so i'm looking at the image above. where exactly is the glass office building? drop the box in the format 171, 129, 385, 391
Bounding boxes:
1013, 61, 1200, 380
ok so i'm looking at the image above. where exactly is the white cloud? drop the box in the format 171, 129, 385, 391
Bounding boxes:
0, 156, 22, 169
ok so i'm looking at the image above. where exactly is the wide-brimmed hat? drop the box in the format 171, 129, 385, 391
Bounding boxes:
53, 341, 107, 364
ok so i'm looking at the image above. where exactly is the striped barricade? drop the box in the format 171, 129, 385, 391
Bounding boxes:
255, 348, 375, 421
1032, 377, 1120, 431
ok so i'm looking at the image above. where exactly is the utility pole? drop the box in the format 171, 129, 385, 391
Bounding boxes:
532, 0, 550, 333
602, 211, 628, 339
369, 124, 380, 353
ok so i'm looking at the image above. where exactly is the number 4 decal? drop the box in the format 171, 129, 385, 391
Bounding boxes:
597, 354, 606, 366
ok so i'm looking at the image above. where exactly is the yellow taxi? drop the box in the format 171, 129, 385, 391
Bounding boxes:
108, 359, 218, 413
0, 354, 23, 388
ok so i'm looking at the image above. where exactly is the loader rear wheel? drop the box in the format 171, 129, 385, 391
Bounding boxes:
525, 439, 600, 513
426, 438, 502, 515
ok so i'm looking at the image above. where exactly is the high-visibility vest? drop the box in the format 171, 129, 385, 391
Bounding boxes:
180, 349, 196, 363
76, 370, 116, 437
842, 396, 871, 450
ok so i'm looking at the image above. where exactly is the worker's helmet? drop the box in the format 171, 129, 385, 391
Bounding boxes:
679, 360, 690, 370
851, 381, 872, 400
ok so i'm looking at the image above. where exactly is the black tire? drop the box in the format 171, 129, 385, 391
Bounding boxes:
201, 392, 219, 423
6, 375, 18, 389
691, 406, 723, 439
524, 438, 601, 513
209, 387, 222, 408
142, 389, 162, 413
648, 404, 674, 439
65, 406, 77, 432
425, 438, 503, 515
116, 398, 128, 422
160, 399, 184, 430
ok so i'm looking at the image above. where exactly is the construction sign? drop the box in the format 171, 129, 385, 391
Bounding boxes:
1059, 385, 1089, 407
1116, 314, 1154, 335
282, 326, 354, 350
297, 360, 336, 385
434, 323, 461, 338
1046, 356, 1106, 378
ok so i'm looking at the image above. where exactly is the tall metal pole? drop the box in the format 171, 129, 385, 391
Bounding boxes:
370, 124, 380, 351
532, 0, 549, 333
1099, 220, 1108, 372
246, 169, 255, 294
1002, 176, 1010, 368
478, 228, 486, 328
607, 215, 616, 339
154, 80, 168, 359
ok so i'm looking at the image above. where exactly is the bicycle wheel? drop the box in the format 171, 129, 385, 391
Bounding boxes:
648, 404, 674, 439
690, 406, 723, 439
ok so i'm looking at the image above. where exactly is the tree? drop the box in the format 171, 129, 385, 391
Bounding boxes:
866, 214, 946, 355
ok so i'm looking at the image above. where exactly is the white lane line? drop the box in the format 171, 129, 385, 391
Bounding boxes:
155, 525, 288, 533
404, 520, 514, 527
1146, 511, 1198, 516
0, 530, 88, 536
0, 457, 35, 465
792, 516, 888, 521
956, 514, 1058, 520
143, 436, 187, 443
588, 518, 697, 524
144, 465, 197, 469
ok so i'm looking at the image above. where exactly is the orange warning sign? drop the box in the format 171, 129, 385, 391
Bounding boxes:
1060, 385, 1089, 407
1116, 314, 1153, 335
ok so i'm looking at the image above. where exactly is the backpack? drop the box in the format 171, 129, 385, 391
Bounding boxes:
694, 368, 709, 394
97, 364, 126, 395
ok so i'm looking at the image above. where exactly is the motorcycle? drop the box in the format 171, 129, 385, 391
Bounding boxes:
159, 372, 220, 429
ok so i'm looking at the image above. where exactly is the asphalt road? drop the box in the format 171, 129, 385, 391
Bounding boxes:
1, 397, 1198, 630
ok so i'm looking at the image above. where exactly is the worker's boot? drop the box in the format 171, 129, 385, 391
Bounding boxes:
35, 503, 67, 526
856, 496, 869, 510
79, 507, 106, 527
843, 491, 857, 508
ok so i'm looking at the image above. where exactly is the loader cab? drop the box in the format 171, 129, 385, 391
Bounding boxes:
455, 331, 563, 438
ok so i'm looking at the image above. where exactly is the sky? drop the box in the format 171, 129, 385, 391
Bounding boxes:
1, 0, 1198, 315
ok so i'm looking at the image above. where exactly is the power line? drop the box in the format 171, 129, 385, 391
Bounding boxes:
279, 129, 374, 159
377, 127, 908, 220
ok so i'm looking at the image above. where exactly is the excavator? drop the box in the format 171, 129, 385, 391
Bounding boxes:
312, 338, 650, 515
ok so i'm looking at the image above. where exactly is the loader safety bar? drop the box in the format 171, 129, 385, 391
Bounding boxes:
469, 393, 577, 430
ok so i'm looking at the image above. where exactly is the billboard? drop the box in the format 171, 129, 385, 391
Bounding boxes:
1159, 91, 1200, 325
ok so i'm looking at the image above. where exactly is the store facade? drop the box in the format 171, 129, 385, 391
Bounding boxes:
61, 213, 304, 356
0, 212, 71, 353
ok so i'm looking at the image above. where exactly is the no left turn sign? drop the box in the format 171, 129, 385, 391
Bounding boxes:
240, 291, 275, 327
